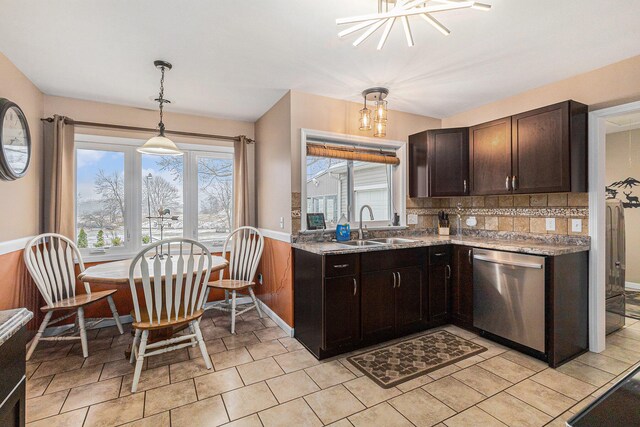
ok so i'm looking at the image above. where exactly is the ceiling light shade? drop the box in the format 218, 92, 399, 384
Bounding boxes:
138, 60, 183, 156
337, 0, 491, 49
137, 135, 183, 156
359, 106, 372, 131
361, 87, 389, 138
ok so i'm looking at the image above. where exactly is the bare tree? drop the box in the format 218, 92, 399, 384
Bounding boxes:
200, 180, 232, 229
143, 175, 180, 215
158, 156, 232, 187
94, 169, 125, 222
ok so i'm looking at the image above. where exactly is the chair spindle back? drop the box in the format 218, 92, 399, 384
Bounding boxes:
221, 227, 264, 283
24, 233, 87, 308
129, 238, 212, 325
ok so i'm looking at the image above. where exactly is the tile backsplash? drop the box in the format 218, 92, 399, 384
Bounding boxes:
407, 193, 589, 236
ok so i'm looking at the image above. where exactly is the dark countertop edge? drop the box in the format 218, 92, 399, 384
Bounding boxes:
291, 238, 590, 257
0, 308, 34, 346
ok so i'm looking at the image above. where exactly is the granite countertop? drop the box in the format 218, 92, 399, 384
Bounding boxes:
292, 235, 590, 256
0, 308, 33, 346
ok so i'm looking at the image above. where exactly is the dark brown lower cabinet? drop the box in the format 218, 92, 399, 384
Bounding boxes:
361, 270, 396, 342
451, 245, 474, 329
325, 275, 360, 350
428, 246, 451, 324
0, 326, 27, 427
395, 266, 424, 334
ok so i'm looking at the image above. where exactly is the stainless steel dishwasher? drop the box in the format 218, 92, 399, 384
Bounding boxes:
473, 248, 546, 353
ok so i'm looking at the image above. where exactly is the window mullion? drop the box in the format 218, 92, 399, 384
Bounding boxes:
128, 147, 142, 254
184, 152, 197, 240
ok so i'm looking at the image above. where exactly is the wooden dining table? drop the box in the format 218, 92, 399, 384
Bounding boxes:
78, 254, 228, 355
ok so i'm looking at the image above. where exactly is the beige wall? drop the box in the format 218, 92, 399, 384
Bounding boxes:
255, 92, 293, 233
0, 53, 44, 242
606, 129, 640, 284
443, 55, 640, 128
44, 95, 257, 226
289, 91, 441, 192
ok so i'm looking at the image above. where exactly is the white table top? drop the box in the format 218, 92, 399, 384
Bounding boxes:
78, 255, 228, 284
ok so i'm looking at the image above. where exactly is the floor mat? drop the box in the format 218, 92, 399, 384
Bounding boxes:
347, 330, 487, 389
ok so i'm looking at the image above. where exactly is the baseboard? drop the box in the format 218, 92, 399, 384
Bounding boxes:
626, 281, 640, 291
257, 300, 294, 337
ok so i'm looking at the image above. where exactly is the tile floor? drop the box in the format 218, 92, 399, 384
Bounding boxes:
24, 309, 640, 427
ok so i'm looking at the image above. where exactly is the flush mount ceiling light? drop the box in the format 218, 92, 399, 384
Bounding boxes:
137, 60, 183, 156
337, 0, 491, 50
360, 87, 389, 137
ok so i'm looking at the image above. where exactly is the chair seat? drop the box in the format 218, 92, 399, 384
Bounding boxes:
208, 279, 255, 290
41, 289, 117, 312
131, 307, 204, 330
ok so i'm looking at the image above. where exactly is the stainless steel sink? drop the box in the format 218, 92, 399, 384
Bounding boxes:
338, 240, 385, 247
367, 237, 419, 245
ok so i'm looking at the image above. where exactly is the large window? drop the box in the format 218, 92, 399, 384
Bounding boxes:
76, 148, 127, 249
305, 155, 393, 228
75, 136, 233, 258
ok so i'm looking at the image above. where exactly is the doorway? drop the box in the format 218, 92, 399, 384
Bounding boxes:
605, 113, 640, 321
589, 101, 640, 352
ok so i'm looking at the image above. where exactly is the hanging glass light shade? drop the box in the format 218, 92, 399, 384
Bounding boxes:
359, 99, 372, 131
374, 117, 387, 138
138, 60, 183, 156
374, 99, 388, 123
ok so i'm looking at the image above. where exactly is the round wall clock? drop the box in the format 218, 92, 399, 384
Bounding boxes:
0, 98, 31, 180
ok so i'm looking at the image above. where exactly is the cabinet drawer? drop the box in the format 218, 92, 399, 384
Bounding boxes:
325, 254, 358, 277
361, 248, 425, 272
429, 246, 450, 265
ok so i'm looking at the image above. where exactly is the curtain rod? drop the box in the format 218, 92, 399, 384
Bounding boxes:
40, 117, 254, 144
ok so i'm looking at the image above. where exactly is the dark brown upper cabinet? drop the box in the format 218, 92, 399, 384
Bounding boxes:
409, 128, 469, 198
469, 117, 512, 195
469, 100, 587, 195
511, 101, 587, 193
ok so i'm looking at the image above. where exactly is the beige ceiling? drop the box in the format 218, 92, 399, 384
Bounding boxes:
1, 0, 639, 122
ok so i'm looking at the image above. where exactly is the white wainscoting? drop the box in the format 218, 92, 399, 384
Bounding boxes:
0, 236, 34, 256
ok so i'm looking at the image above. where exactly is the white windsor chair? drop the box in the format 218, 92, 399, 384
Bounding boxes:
23, 233, 123, 360
128, 238, 213, 393
206, 226, 264, 334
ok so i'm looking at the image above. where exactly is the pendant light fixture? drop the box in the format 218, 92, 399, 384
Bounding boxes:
361, 87, 389, 138
137, 60, 183, 156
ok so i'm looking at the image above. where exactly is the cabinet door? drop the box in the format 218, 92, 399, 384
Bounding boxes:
452, 246, 474, 328
395, 266, 423, 334
361, 270, 396, 342
324, 275, 360, 350
428, 128, 470, 197
512, 102, 570, 193
429, 264, 451, 323
470, 117, 512, 195
408, 131, 428, 198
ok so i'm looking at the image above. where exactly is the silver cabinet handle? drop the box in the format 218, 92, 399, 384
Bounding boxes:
512, 175, 518, 191
468, 249, 472, 265
334, 264, 349, 269
397, 272, 401, 288
505, 176, 511, 191
463, 179, 468, 194
473, 254, 543, 269
392, 272, 397, 288
445, 264, 451, 279
353, 278, 357, 296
